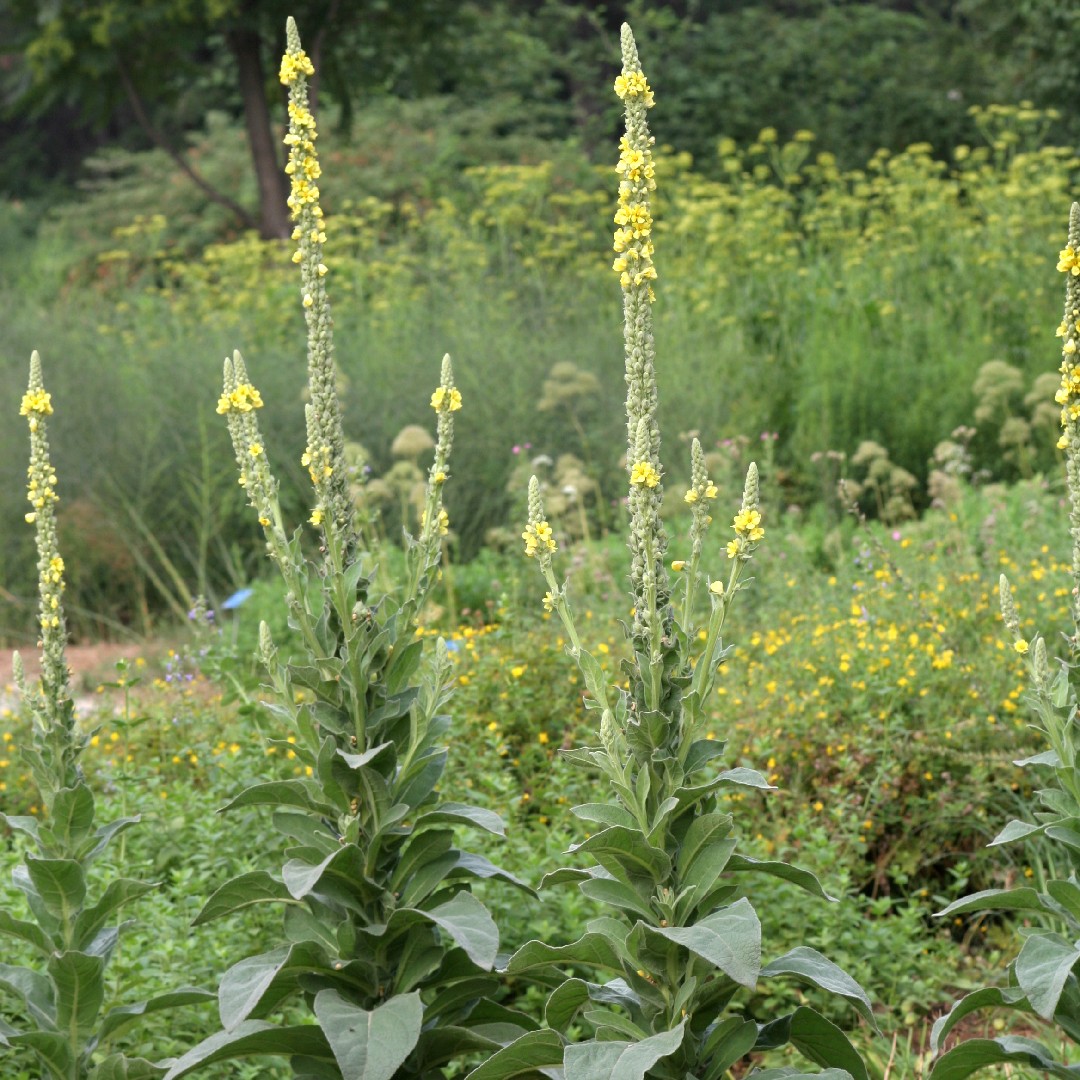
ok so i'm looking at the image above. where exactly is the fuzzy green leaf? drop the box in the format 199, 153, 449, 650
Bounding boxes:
193, 871, 298, 926
313, 989, 423, 1080
989, 819, 1045, 846
88, 1054, 167, 1079
505, 932, 624, 976
50, 785, 97, 850
0, 962, 57, 1028
757, 1007, 868, 1080
725, 854, 836, 900
571, 803, 638, 829
760, 947, 876, 1028
425, 891, 499, 970
936, 887, 1058, 920
99, 988, 215, 1040
700, 1016, 758, 1080
568, 826, 672, 884
26, 856, 86, 920
81, 816, 141, 863
928, 1036, 1075, 1080
4, 1031, 75, 1078
579, 873, 655, 921
161, 1019, 334, 1079
652, 897, 761, 987
463, 1029, 565, 1079
0, 909, 54, 955
416, 803, 506, 836
2, 813, 43, 846
1014, 931, 1080, 1019
73, 878, 156, 950
49, 950, 106, 1037
220, 780, 339, 818
929, 985, 1029, 1053
218, 942, 328, 1030
545, 979, 590, 1030
563, 1021, 686, 1080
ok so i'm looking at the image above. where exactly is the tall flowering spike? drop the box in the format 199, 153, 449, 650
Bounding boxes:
1055, 203, 1080, 637
685, 437, 718, 563
21, 352, 69, 725
616, 23, 669, 645
726, 462, 765, 562
418, 355, 459, 551
522, 476, 557, 569
999, 574, 1021, 639
219, 350, 279, 532
281, 17, 354, 555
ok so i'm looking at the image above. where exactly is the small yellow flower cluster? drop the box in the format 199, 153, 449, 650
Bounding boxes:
284, 100, 322, 218
522, 520, 557, 558
302, 444, 334, 485
613, 70, 654, 107
20, 388, 52, 419
430, 386, 463, 413
25, 461, 58, 523
684, 482, 718, 504
613, 132, 657, 296
278, 48, 314, 86
630, 460, 660, 487
421, 507, 450, 536
215, 383, 264, 415
727, 507, 765, 559
1058, 245, 1080, 276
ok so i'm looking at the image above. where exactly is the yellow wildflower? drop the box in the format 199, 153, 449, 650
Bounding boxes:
630, 461, 660, 487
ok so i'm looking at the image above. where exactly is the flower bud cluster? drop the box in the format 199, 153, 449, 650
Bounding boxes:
419, 355, 460, 552
685, 438, 718, 563
221, 351, 280, 533
523, 477, 558, 567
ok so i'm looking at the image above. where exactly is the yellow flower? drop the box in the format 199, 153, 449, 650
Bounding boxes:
705, 483, 718, 499
1013, 639, 1030, 654
1058, 246, 1080, 275
20, 389, 53, 417
709, 579, 725, 594
671, 560, 686, 571
726, 539, 740, 559
630, 461, 660, 487
542, 591, 555, 612
511, 665, 526, 678
522, 520, 557, 558
309, 508, 324, 526
613, 70, 654, 106
430, 386, 463, 412
684, 489, 699, 504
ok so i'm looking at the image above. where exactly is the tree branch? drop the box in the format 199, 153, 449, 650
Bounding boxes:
115, 58, 259, 232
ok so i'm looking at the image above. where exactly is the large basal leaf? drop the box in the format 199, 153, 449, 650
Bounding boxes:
313, 989, 423, 1080
651, 897, 761, 988
505, 933, 623, 976
424, 891, 499, 970
193, 871, 298, 926
25, 855, 87, 921
99, 987, 215, 1040
760, 947, 876, 1029
563, 1021, 686, 1080
1014, 931, 1080, 1020
929, 986, 1030, 1053
929, 1035, 1076, 1080
218, 942, 328, 1030
463, 1028, 565, 1079
161, 1019, 334, 1079
49, 950, 106, 1037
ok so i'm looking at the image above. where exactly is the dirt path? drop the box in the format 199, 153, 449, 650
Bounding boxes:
0, 642, 154, 693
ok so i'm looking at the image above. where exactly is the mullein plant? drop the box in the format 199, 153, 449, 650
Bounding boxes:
163, 20, 526, 1080
0, 354, 213, 1079
478, 25, 874, 1080
928, 202, 1080, 1079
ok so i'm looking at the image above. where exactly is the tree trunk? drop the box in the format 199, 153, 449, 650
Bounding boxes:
227, 22, 290, 240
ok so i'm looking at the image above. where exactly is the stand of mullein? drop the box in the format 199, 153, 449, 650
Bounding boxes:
0, 354, 213, 1080
163, 20, 528, 1080
928, 203, 1080, 1079
474, 26, 875, 1080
